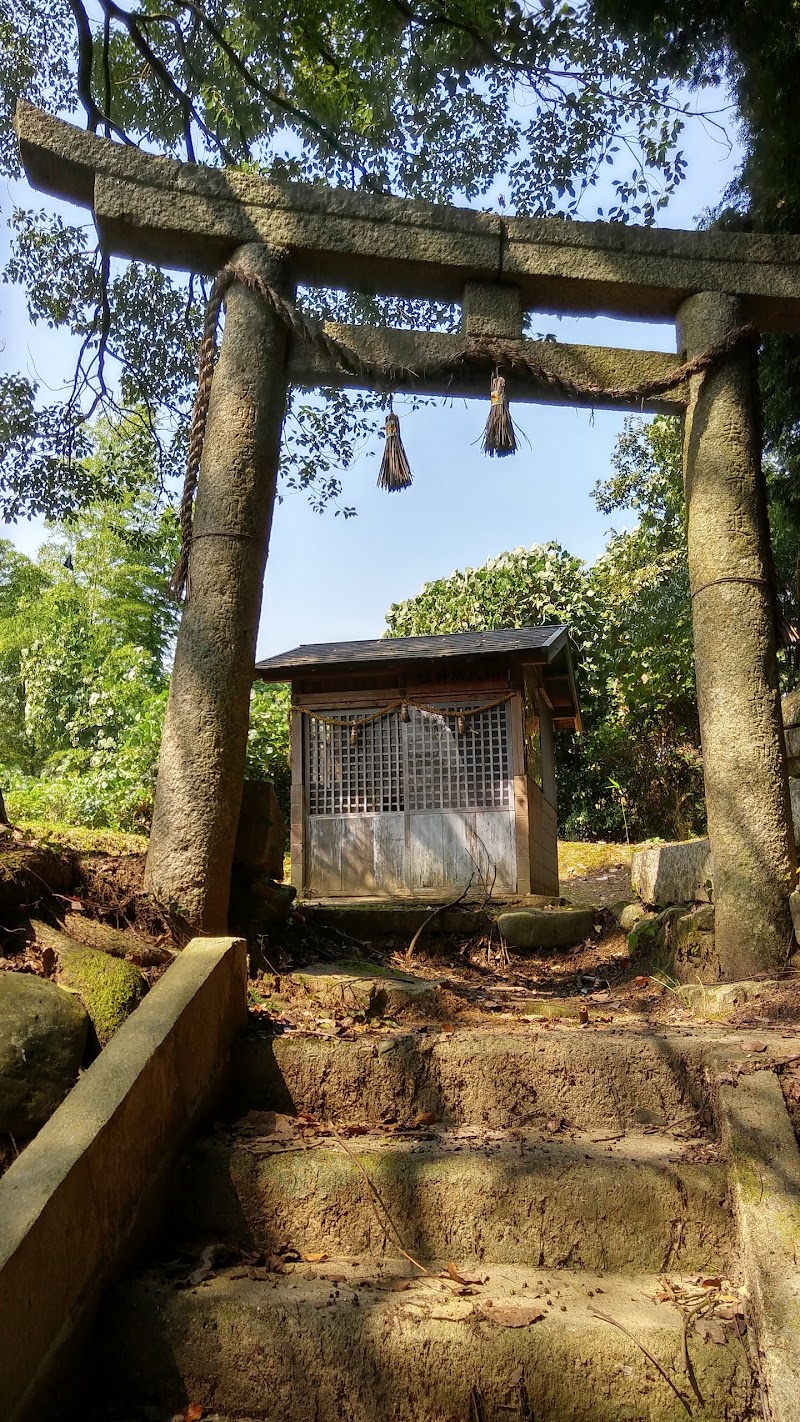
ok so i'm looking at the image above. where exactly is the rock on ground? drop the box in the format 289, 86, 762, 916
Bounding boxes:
0, 973, 88, 1135
630, 838, 712, 908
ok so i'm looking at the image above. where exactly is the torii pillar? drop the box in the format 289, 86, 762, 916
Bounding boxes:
14, 102, 800, 971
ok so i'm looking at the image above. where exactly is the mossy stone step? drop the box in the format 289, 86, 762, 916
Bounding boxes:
283, 960, 440, 1015
174, 1128, 731, 1275
497, 906, 596, 951
97, 1265, 752, 1421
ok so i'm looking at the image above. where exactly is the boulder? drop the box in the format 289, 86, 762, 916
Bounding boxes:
48, 935, 148, 1045
497, 906, 595, 952
234, 780, 286, 880
630, 838, 712, 908
0, 973, 89, 1136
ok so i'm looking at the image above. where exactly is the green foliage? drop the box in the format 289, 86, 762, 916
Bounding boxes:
387, 415, 706, 842
246, 682, 292, 824
0, 411, 293, 832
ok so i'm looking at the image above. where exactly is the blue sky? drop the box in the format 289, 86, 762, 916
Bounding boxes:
1, 102, 741, 659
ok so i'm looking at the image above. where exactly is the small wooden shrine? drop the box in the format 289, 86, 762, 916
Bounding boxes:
256, 627, 581, 900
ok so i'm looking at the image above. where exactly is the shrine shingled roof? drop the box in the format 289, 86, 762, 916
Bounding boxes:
255, 624, 569, 678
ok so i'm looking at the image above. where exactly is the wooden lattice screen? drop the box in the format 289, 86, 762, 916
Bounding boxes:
305, 703, 510, 816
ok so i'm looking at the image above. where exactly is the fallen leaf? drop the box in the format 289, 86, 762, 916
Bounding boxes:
375, 1276, 413, 1291
413, 1111, 438, 1127
695, 1318, 727, 1345
302, 1252, 329, 1263
183, 1407, 203, 1422
478, 1302, 547, 1328
446, 1262, 488, 1286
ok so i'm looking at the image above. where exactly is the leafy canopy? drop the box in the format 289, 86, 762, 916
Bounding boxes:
0, 0, 698, 523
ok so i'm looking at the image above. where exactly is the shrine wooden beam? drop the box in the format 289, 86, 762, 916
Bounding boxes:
288, 324, 685, 413
17, 102, 800, 332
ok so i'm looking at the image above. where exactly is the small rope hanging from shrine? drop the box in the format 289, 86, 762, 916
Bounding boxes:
293, 693, 512, 734
169, 260, 761, 602
377, 396, 413, 491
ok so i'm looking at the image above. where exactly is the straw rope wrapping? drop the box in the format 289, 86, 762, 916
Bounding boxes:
170, 261, 760, 600
293, 694, 512, 732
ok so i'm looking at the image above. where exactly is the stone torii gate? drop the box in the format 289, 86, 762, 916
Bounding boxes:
15, 101, 800, 979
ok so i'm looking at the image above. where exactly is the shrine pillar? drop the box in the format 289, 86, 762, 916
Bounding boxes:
145, 243, 290, 934
678, 291, 795, 977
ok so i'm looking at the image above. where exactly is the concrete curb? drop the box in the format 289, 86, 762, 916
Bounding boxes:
0, 935, 247, 1422
718, 1069, 800, 1422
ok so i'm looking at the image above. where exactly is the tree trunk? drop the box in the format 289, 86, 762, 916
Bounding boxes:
145, 244, 291, 935
678, 290, 796, 978
0, 787, 8, 825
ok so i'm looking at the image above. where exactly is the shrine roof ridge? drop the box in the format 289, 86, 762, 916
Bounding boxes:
255, 625, 569, 680
16, 102, 800, 329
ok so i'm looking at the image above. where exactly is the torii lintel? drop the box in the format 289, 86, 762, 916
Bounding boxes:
15, 100, 800, 332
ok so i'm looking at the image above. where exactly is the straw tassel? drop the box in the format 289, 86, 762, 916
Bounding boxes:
378, 409, 413, 491
482, 373, 517, 457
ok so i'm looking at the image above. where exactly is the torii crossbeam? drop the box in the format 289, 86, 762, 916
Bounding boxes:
15, 101, 799, 976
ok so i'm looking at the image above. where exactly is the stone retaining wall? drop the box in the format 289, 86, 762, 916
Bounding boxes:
0, 936, 247, 1422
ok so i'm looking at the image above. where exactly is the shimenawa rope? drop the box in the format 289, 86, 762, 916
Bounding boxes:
170, 262, 760, 600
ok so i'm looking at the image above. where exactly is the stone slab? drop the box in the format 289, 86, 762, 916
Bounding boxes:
284, 960, 440, 1015
498, 906, 595, 951
300, 901, 492, 938
16, 104, 800, 329
98, 1266, 751, 1421
177, 1129, 732, 1275
630, 838, 712, 907
236, 1026, 713, 1131
718, 1071, 800, 1422
0, 936, 247, 1422
288, 324, 686, 413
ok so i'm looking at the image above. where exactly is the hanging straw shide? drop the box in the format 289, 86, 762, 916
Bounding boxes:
377, 403, 413, 491
482, 372, 517, 457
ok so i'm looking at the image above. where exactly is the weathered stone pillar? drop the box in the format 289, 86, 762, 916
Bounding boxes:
678, 291, 795, 978
145, 244, 291, 934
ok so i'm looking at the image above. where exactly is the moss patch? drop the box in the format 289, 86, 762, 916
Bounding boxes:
55, 940, 147, 1045
9, 819, 148, 856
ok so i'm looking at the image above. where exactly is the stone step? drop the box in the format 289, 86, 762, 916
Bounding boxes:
97, 1263, 752, 1422
235, 1024, 713, 1132
173, 1128, 732, 1276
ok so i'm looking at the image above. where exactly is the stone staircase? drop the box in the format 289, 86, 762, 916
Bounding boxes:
93, 1022, 760, 1421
